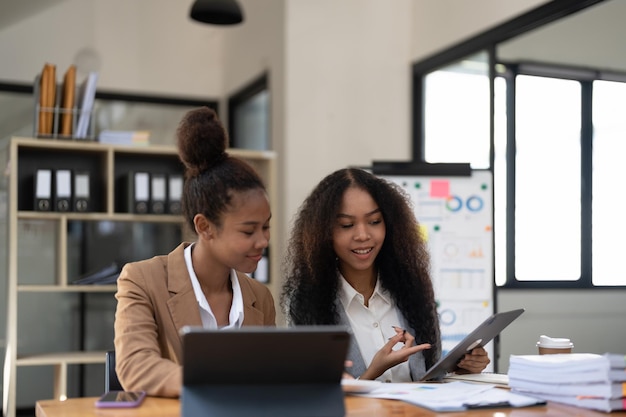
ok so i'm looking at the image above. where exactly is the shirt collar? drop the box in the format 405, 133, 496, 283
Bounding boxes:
185, 243, 244, 328
337, 270, 391, 308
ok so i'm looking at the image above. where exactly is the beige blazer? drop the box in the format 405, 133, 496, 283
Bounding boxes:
114, 242, 276, 398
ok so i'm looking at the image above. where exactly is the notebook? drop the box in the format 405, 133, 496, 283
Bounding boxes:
180, 325, 350, 417
420, 308, 525, 381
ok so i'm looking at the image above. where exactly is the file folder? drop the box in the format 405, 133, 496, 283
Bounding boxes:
167, 174, 183, 214
34, 169, 52, 211
60, 65, 76, 137
73, 171, 90, 212
54, 169, 72, 212
150, 173, 166, 214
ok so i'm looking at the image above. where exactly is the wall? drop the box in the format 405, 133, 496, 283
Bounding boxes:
219, 0, 286, 315
0, 0, 224, 97
409, 0, 550, 61
283, 0, 414, 238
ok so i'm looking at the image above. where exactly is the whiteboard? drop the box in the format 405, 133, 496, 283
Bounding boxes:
381, 170, 495, 371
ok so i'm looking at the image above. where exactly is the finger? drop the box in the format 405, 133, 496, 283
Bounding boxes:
385, 332, 405, 348
401, 343, 432, 356
469, 347, 488, 356
402, 331, 416, 346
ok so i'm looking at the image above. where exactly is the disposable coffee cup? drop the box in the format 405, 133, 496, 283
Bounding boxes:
536, 335, 573, 354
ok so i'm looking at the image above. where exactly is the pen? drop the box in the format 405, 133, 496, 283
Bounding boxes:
392, 325, 406, 335
463, 401, 511, 409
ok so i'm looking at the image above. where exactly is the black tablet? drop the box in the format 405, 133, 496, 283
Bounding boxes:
180, 325, 350, 385
420, 308, 525, 381
179, 325, 351, 417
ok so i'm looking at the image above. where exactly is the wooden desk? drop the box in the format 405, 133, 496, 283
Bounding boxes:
36, 396, 626, 417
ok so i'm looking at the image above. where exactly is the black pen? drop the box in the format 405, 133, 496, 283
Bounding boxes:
463, 401, 511, 409
391, 325, 406, 335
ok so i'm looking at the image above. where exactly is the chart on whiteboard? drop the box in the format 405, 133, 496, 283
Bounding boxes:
381, 171, 494, 369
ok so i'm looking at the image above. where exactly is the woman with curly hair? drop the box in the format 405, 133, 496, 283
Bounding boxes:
281, 168, 488, 382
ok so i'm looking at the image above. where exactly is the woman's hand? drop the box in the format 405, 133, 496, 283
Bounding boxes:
343, 360, 355, 380
359, 328, 431, 380
454, 346, 491, 374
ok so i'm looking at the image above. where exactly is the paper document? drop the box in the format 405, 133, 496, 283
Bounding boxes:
356, 381, 544, 412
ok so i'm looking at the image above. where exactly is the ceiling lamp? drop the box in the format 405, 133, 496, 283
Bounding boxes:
190, 0, 244, 25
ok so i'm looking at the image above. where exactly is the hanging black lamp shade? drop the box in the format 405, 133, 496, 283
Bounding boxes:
190, 0, 244, 25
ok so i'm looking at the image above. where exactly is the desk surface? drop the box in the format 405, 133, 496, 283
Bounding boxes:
36, 396, 626, 417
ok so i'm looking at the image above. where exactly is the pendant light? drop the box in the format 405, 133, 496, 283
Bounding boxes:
189, 0, 244, 25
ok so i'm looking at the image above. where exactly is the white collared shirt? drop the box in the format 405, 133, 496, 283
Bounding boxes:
338, 273, 411, 382
184, 244, 244, 329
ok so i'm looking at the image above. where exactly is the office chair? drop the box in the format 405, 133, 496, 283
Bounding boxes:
105, 350, 124, 391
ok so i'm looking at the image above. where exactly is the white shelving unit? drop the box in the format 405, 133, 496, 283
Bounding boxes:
2, 137, 277, 417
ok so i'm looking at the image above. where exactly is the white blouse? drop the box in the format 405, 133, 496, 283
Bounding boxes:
184, 243, 244, 329
338, 273, 412, 382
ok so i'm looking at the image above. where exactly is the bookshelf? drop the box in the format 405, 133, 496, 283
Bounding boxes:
1, 137, 278, 417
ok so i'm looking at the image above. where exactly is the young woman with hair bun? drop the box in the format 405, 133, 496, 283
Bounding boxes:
114, 107, 275, 398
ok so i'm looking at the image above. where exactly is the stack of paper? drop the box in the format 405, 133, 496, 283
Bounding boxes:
509, 353, 626, 412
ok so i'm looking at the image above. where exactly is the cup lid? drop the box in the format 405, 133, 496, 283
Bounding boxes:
536, 335, 574, 348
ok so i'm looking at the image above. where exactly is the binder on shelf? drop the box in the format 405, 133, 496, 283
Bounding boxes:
34, 169, 52, 211
54, 169, 72, 212
167, 174, 183, 214
60, 65, 76, 137
150, 173, 167, 214
73, 171, 90, 212
119, 171, 150, 214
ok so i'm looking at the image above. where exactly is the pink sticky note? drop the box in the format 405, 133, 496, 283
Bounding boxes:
430, 180, 450, 198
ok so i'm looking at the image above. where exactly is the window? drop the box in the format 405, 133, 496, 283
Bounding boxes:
513, 75, 581, 282
411, 0, 626, 289
591, 80, 626, 285
228, 74, 270, 150
418, 57, 626, 288
423, 52, 490, 169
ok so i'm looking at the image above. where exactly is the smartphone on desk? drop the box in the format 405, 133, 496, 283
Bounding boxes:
95, 390, 146, 408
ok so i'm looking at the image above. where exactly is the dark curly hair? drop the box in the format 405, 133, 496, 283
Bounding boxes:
280, 168, 441, 368
176, 106, 266, 233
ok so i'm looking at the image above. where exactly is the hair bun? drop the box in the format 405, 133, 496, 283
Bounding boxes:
177, 107, 229, 176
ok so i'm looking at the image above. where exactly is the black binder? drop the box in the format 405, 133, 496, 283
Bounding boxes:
150, 173, 166, 214
119, 171, 150, 214
167, 174, 183, 214
34, 169, 52, 211
54, 169, 72, 212
73, 171, 90, 212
